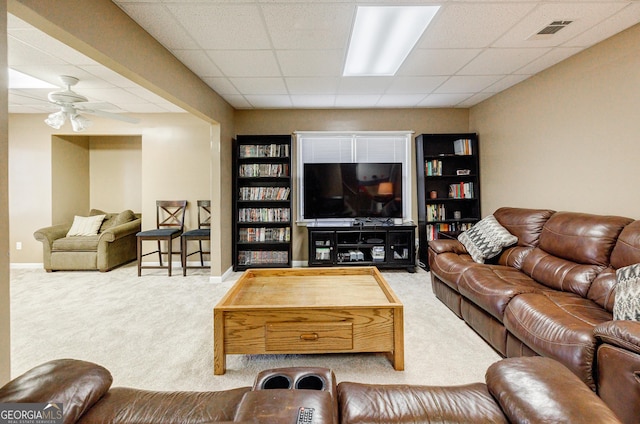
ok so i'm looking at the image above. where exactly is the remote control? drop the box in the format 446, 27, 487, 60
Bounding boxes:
296, 407, 314, 424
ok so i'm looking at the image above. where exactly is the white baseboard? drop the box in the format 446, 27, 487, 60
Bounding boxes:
10, 263, 42, 269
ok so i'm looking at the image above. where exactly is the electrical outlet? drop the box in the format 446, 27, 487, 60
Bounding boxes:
16, 242, 22, 250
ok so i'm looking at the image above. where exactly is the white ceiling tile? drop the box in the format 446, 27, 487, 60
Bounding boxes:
172, 50, 224, 77
457, 47, 551, 75
207, 50, 281, 77
261, 3, 354, 49
376, 94, 428, 108
435, 75, 504, 93
398, 49, 482, 76
276, 50, 344, 77
457, 92, 496, 108
224, 95, 253, 109
420, 3, 537, 49
493, 2, 630, 48
564, 3, 640, 48
245, 95, 293, 108
8, 37, 66, 66
118, 103, 168, 113
229, 78, 288, 95
78, 87, 148, 104
516, 47, 583, 75
290, 95, 337, 108
385, 76, 448, 94
203, 78, 241, 95
11, 65, 97, 87
8, 30, 99, 66
165, 3, 271, 50
334, 95, 381, 108
115, 3, 200, 50
338, 77, 394, 94
80, 65, 140, 88
418, 93, 474, 107
482, 74, 532, 94
285, 77, 340, 95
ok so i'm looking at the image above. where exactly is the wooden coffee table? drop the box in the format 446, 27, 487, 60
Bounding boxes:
213, 267, 404, 375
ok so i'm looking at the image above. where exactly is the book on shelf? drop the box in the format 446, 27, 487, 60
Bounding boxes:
426, 203, 447, 222
453, 138, 473, 155
425, 159, 442, 176
238, 163, 289, 177
238, 208, 290, 223
448, 182, 474, 199
239, 144, 290, 158
237, 250, 288, 265
426, 222, 474, 240
239, 186, 290, 201
238, 227, 291, 243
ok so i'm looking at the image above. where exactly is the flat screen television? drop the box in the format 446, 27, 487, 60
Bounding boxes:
303, 163, 403, 219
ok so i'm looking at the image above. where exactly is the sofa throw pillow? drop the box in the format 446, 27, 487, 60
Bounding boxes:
613, 263, 640, 321
458, 215, 518, 263
115, 209, 136, 225
66, 215, 106, 237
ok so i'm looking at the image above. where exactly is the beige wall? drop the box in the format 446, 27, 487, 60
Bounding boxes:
90, 136, 142, 213
235, 108, 470, 262
52, 135, 89, 223
9, 113, 211, 266
0, 0, 10, 384
470, 23, 640, 220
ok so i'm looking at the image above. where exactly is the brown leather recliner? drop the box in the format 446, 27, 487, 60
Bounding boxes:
0, 355, 624, 423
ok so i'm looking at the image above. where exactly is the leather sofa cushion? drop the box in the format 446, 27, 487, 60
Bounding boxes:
532, 212, 631, 266
520, 248, 603, 297
610, 220, 640, 269
337, 381, 507, 424
0, 359, 112, 424
53, 236, 100, 251
428, 250, 478, 291
486, 357, 621, 424
493, 207, 555, 247
458, 265, 549, 321
77, 386, 251, 424
504, 292, 612, 389
519, 212, 632, 297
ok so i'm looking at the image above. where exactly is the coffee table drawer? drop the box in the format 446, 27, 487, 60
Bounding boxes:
265, 321, 353, 352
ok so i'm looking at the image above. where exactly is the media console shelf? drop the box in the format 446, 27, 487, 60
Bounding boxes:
307, 225, 416, 272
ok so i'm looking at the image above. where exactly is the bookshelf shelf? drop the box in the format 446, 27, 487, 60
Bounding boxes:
415, 133, 480, 269
233, 135, 293, 271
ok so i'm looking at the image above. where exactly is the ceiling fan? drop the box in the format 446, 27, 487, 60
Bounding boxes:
44, 75, 140, 132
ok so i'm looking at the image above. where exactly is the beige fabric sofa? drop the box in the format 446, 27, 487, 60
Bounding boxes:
34, 209, 141, 272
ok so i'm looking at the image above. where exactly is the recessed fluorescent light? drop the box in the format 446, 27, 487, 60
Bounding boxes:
343, 5, 440, 76
8, 69, 57, 89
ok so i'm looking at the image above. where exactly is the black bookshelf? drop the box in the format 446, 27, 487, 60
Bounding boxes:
233, 135, 292, 271
415, 133, 480, 269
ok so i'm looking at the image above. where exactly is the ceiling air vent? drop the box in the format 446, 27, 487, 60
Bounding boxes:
528, 20, 573, 40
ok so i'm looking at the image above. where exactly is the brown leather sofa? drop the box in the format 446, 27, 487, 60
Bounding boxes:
0, 354, 625, 424
428, 207, 640, 423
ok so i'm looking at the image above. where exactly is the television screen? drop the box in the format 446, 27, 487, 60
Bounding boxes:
303, 163, 403, 219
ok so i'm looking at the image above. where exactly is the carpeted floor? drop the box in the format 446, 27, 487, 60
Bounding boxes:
10, 264, 500, 391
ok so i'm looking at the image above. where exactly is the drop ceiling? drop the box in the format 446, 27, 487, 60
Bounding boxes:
8, 1, 640, 113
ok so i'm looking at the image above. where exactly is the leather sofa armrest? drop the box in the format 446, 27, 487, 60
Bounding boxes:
234, 390, 335, 424
34, 224, 71, 246
594, 320, 640, 355
428, 239, 468, 255
98, 219, 142, 243
486, 357, 621, 424
0, 359, 112, 424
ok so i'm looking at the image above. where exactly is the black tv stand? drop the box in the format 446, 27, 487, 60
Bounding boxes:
307, 224, 416, 272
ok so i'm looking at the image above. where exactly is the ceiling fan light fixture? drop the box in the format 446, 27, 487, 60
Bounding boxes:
44, 111, 66, 129
69, 114, 92, 132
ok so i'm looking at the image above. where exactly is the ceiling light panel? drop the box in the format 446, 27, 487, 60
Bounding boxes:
343, 6, 440, 76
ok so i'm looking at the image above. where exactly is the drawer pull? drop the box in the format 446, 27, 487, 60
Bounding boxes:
300, 333, 319, 341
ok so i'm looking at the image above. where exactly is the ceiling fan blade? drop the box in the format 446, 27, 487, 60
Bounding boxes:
81, 108, 140, 124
